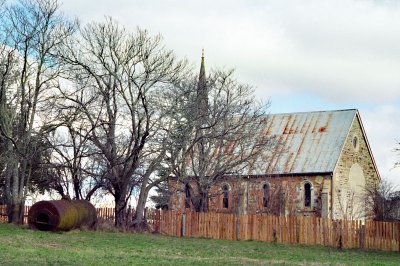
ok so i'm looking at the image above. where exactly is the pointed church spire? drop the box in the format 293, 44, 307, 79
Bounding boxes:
198, 48, 206, 88
197, 49, 208, 122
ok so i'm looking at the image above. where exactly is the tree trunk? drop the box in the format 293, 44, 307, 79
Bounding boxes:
73, 174, 81, 200
3, 147, 29, 224
133, 185, 150, 228
4, 158, 12, 214
199, 192, 209, 212
8, 160, 23, 224
9, 167, 25, 224
114, 189, 128, 227
9, 194, 25, 224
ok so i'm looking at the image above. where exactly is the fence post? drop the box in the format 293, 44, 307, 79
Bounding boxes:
235, 214, 240, 240
155, 209, 160, 233
182, 212, 186, 237
360, 224, 365, 249
398, 223, 400, 253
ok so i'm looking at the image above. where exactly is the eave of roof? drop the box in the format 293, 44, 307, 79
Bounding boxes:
237, 172, 333, 178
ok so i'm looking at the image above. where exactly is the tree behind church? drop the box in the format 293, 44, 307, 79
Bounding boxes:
164, 55, 276, 212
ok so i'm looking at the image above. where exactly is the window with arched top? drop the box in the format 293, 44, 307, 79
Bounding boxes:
185, 184, 191, 208
263, 184, 270, 208
304, 182, 311, 207
352, 135, 360, 152
222, 185, 229, 209
353, 136, 358, 149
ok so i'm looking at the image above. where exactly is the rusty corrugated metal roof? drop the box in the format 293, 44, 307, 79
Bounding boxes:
247, 109, 357, 175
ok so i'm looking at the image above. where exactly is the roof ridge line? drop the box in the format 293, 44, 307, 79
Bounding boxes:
268, 108, 358, 116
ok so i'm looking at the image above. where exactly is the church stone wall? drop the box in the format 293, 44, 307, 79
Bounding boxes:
169, 174, 332, 218
332, 116, 380, 220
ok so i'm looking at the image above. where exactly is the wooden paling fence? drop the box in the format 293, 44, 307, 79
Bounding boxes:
159, 210, 400, 252
0, 205, 154, 225
0, 205, 31, 224
2, 205, 399, 252
96, 207, 117, 221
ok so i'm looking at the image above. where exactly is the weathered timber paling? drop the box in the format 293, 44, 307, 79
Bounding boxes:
159, 210, 400, 252
2, 205, 398, 252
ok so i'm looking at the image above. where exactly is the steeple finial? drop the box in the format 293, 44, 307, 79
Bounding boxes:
199, 49, 205, 81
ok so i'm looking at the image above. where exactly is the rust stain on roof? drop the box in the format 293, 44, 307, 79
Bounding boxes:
248, 109, 357, 175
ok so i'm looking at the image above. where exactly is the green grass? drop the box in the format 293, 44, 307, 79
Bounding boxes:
0, 224, 399, 265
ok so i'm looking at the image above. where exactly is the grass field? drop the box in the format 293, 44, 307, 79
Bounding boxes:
0, 223, 399, 265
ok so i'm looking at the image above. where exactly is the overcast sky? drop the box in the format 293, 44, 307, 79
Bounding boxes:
59, 0, 400, 186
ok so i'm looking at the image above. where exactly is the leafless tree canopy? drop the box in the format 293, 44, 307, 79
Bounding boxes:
56, 18, 186, 226
166, 69, 275, 212
1, 0, 275, 228
364, 179, 399, 221
0, 0, 75, 223
395, 141, 400, 168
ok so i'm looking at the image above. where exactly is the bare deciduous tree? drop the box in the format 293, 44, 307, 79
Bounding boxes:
335, 188, 365, 220
395, 141, 400, 168
0, 0, 75, 223
364, 179, 399, 221
32, 119, 104, 201
168, 65, 275, 212
58, 19, 186, 227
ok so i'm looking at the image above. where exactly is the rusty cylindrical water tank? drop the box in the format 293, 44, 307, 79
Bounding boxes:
28, 200, 97, 231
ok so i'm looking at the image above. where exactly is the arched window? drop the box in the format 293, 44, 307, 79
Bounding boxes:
352, 134, 360, 152
352, 136, 358, 149
263, 184, 270, 208
222, 185, 229, 208
185, 184, 191, 208
304, 182, 311, 207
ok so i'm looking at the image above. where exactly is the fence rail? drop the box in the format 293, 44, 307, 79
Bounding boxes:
159, 210, 400, 252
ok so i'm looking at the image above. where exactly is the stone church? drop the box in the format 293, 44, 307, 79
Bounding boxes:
168, 55, 380, 220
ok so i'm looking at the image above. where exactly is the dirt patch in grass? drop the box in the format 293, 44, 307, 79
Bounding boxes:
0, 238, 13, 245
33, 243, 65, 249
